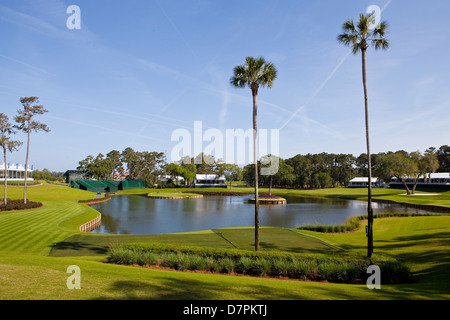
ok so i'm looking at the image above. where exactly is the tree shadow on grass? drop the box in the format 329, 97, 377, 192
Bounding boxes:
96, 272, 441, 300
378, 233, 450, 293
91, 276, 316, 300
374, 232, 450, 257
49, 241, 109, 257
390, 232, 450, 243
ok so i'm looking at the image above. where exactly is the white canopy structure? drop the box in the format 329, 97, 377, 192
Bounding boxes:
390, 172, 450, 189
348, 177, 383, 188
0, 163, 34, 181
194, 174, 227, 188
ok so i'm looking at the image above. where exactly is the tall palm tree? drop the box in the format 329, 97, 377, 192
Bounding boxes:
338, 14, 390, 257
230, 56, 277, 251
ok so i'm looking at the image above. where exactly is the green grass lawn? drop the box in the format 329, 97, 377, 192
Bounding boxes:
0, 182, 449, 300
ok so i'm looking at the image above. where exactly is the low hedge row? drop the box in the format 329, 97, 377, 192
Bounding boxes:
0, 199, 43, 211
297, 212, 435, 233
107, 242, 411, 284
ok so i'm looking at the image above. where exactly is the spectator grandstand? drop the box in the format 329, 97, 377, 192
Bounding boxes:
69, 179, 145, 193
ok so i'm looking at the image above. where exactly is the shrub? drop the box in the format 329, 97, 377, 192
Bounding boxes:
175, 253, 191, 271
0, 199, 43, 212
108, 246, 138, 265
317, 261, 358, 283
107, 242, 412, 284
188, 255, 208, 271
139, 251, 159, 266
205, 258, 217, 272
160, 252, 179, 269
235, 257, 253, 274
378, 260, 412, 284
290, 259, 318, 280
216, 258, 235, 274
272, 259, 293, 277
251, 258, 273, 276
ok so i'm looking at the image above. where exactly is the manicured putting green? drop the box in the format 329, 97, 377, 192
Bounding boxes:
212, 227, 340, 253
49, 227, 340, 257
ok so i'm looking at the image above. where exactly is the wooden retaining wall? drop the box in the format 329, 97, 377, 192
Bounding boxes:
78, 196, 109, 232
79, 214, 101, 232
248, 197, 287, 205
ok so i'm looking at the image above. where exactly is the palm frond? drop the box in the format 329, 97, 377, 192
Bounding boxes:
372, 21, 389, 38
258, 62, 277, 88
337, 33, 357, 46
231, 56, 277, 89
230, 65, 248, 88
352, 42, 361, 54
342, 19, 357, 34
357, 13, 371, 38
337, 33, 360, 54
338, 13, 390, 54
372, 38, 390, 51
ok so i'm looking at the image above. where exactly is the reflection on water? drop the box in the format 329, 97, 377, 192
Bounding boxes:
90, 194, 433, 235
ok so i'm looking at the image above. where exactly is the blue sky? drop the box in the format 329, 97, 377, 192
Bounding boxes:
0, 0, 449, 172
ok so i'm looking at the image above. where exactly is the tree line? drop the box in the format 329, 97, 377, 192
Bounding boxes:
76, 151, 244, 189
242, 146, 449, 193
76, 145, 449, 194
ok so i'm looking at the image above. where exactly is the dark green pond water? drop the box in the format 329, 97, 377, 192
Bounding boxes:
90, 194, 432, 235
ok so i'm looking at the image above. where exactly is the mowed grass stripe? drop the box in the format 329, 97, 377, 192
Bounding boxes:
0, 202, 84, 232
0, 207, 52, 230
0, 220, 70, 254
5, 215, 71, 255
0, 205, 63, 238
4, 203, 84, 249
0, 214, 66, 254
0, 201, 96, 255
0, 201, 73, 228
0, 212, 53, 248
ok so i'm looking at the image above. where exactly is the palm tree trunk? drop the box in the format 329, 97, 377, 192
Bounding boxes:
362, 47, 373, 257
252, 86, 260, 251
